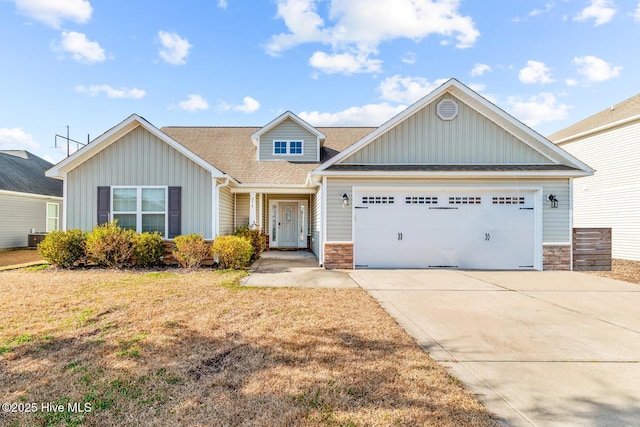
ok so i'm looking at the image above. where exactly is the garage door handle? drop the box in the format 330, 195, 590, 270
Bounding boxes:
398, 232, 403, 241
485, 233, 490, 241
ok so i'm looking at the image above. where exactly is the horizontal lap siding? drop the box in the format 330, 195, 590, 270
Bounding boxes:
67, 126, 212, 238
259, 119, 318, 161
218, 184, 233, 236
0, 193, 62, 248
562, 122, 640, 260
341, 95, 552, 165
326, 177, 570, 243
235, 194, 250, 228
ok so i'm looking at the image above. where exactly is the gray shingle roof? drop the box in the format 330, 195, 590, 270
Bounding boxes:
0, 150, 63, 197
161, 126, 375, 185
549, 93, 640, 142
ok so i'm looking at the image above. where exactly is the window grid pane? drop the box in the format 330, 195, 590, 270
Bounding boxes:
113, 188, 137, 212
142, 188, 165, 212
274, 141, 287, 154
47, 203, 59, 218
114, 213, 136, 230
142, 214, 165, 236
290, 141, 302, 154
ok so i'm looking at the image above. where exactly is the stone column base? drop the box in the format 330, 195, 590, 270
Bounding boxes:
543, 244, 571, 270
324, 242, 353, 269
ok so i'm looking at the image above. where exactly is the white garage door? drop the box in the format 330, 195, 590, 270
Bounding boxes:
353, 189, 537, 269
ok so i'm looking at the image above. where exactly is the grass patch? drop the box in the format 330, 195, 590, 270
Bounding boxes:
0, 269, 496, 426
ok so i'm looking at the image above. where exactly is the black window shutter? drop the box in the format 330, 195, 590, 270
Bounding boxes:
97, 186, 110, 225
168, 186, 181, 238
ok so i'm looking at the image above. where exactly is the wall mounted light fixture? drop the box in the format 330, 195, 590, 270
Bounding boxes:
341, 193, 349, 207
548, 194, 559, 208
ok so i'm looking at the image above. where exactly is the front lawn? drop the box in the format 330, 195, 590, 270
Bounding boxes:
0, 269, 496, 426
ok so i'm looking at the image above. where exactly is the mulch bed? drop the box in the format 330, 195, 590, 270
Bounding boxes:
587, 259, 640, 285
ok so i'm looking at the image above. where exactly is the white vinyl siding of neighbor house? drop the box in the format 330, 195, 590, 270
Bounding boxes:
259, 119, 319, 162
324, 178, 571, 243
340, 95, 553, 165
560, 121, 640, 260
218, 184, 234, 236
66, 126, 213, 238
0, 192, 63, 248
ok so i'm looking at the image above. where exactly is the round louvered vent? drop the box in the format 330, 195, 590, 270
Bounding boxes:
437, 99, 458, 120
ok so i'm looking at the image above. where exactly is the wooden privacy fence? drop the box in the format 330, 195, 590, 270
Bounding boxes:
572, 228, 612, 271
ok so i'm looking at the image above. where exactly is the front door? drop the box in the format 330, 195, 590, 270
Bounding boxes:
278, 202, 298, 248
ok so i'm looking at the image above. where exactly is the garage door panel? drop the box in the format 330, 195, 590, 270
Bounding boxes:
354, 189, 536, 270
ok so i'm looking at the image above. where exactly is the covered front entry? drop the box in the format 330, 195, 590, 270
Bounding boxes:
268, 199, 308, 249
353, 187, 541, 270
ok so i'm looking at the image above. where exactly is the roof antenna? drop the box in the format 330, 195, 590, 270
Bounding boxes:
54, 126, 89, 157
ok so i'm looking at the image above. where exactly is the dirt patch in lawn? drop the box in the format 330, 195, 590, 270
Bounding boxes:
588, 259, 640, 285
0, 249, 43, 267
0, 268, 496, 426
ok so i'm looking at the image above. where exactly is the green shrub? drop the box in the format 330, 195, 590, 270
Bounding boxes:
172, 234, 210, 269
233, 225, 266, 262
211, 235, 253, 270
37, 229, 86, 268
85, 221, 136, 269
134, 232, 165, 267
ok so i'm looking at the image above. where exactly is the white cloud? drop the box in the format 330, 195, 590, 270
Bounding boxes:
0, 127, 40, 151
565, 78, 579, 87
158, 31, 192, 65
75, 85, 145, 99
55, 31, 106, 64
573, 55, 622, 82
299, 103, 407, 126
378, 75, 447, 104
634, 2, 640, 21
401, 51, 416, 65
468, 83, 486, 92
529, 2, 556, 17
519, 60, 554, 84
13, 0, 92, 28
507, 93, 571, 127
309, 50, 382, 74
471, 63, 491, 77
266, 0, 479, 74
218, 0, 228, 9
177, 94, 209, 112
221, 96, 261, 114
574, 0, 616, 26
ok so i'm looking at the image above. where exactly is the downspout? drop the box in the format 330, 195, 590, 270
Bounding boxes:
62, 173, 68, 231
215, 177, 231, 239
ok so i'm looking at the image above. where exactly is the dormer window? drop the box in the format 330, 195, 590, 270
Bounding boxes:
273, 140, 303, 156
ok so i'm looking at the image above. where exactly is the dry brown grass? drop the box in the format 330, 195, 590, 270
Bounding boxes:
0, 249, 43, 267
0, 268, 496, 427
588, 259, 640, 285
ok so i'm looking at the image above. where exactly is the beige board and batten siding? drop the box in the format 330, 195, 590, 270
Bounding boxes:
66, 126, 213, 238
259, 118, 319, 162
340, 95, 553, 165
0, 192, 63, 248
325, 178, 571, 243
560, 121, 640, 260
218, 184, 234, 236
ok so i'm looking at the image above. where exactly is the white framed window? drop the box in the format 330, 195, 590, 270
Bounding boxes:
112, 187, 167, 236
46, 203, 59, 232
274, 141, 287, 155
273, 140, 303, 155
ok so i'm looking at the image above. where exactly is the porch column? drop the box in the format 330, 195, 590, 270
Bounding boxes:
249, 192, 257, 229
258, 193, 263, 231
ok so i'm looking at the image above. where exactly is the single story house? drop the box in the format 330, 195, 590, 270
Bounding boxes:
549, 93, 640, 261
46, 79, 593, 270
0, 150, 63, 249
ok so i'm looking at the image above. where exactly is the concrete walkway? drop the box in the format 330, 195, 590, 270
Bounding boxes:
350, 270, 640, 426
240, 251, 358, 288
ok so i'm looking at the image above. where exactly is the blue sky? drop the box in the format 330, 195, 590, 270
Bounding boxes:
1, 0, 639, 163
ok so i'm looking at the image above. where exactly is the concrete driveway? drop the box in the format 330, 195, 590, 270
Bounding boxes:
350, 270, 640, 427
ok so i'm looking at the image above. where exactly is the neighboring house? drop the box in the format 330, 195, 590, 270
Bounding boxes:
46, 79, 593, 270
0, 150, 63, 249
549, 93, 640, 261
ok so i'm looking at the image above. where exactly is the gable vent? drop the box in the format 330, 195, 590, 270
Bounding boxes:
437, 99, 458, 121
